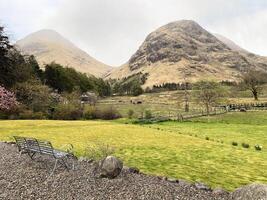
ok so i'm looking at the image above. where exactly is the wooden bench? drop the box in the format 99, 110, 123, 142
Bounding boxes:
14, 136, 76, 176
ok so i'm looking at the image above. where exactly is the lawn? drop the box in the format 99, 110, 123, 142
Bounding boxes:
147, 111, 267, 149
0, 114, 266, 191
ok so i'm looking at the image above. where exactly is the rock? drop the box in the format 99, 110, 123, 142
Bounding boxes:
167, 178, 179, 183
8, 141, 16, 145
194, 182, 212, 191
123, 166, 140, 174
231, 183, 267, 200
178, 179, 191, 187
212, 188, 229, 196
99, 156, 123, 179
128, 167, 140, 174
78, 157, 87, 162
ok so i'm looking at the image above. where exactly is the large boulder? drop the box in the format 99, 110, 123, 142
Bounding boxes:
99, 156, 123, 178
231, 183, 267, 200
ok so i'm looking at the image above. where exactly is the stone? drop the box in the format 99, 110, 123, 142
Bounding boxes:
128, 167, 140, 174
194, 182, 212, 191
178, 179, 191, 187
99, 156, 123, 179
167, 178, 179, 183
231, 183, 267, 200
78, 157, 87, 162
212, 188, 229, 196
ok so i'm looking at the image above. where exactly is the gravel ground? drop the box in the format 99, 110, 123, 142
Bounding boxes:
0, 142, 231, 200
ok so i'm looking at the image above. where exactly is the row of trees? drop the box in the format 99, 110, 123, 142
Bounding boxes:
111, 73, 146, 96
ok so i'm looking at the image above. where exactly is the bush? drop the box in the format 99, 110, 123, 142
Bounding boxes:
83, 141, 115, 161
83, 106, 98, 119
53, 104, 83, 120
98, 107, 122, 120
254, 144, 262, 151
83, 106, 121, 120
205, 136, 209, 140
19, 110, 46, 119
232, 141, 238, 146
127, 109, 134, 119
242, 143, 250, 148
144, 110, 152, 119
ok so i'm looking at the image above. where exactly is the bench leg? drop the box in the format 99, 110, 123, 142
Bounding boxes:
27, 152, 36, 160
58, 158, 69, 171
48, 159, 58, 178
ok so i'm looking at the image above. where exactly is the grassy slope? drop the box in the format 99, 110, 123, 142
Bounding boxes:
0, 115, 266, 191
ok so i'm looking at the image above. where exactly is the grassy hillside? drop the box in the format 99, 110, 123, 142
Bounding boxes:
0, 114, 266, 191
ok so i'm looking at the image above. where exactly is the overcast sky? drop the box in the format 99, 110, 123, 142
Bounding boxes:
1, 0, 267, 66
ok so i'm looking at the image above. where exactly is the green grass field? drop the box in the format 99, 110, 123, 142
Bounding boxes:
0, 111, 266, 191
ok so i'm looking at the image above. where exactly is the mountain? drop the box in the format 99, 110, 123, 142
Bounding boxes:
16, 29, 112, 77
214, 33, 267, 73
106, 20, 266, 87
214, 33, 248, 53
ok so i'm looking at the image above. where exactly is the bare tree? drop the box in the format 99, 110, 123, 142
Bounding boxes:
193, 81, 225, 115
242, 70, 267, 101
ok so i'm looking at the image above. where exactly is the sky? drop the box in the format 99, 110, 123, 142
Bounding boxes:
1, 0, 267, 66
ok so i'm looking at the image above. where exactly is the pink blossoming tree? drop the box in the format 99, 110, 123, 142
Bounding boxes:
0, 86, 18, 111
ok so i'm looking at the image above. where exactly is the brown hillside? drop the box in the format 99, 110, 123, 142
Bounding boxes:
107, 20, 266, 87
16, 29, 112, 77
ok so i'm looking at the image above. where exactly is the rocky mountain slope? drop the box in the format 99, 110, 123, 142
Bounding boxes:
16, 29, 112, 77
214, 33, 249, 53
214, 33, 267, 73
106, 20, 267, 87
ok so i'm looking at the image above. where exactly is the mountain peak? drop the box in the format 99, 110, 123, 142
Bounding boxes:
16, 29, 112, 77
107, 20, 267, 87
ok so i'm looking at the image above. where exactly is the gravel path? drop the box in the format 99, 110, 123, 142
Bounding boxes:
0, 142, 231, 200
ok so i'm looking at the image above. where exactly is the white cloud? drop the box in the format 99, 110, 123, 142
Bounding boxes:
1, 0, 267, 65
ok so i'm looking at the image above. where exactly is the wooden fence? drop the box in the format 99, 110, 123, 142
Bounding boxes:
227, 102, 267, 111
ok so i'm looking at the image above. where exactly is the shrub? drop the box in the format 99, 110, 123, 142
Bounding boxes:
127, 109, 134, 119
205, 136, 209, 140
144, 110, 152, 119
242, 143, 250, 148
19, 110, 46, 119
232, 142, 238, 146
97, 107, 122, 120
83, 106, 97, 119
254, 144, 262, 151
83, 106, 121, 120
83, 141, 115, 161
0, 86, 18, 111
53, 104, 83, 120
14, 81, 52, 112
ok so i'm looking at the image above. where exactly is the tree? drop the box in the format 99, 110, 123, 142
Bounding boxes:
131, 82, 143, 96
44, 62, 111, 96
0, 86, 18, 111
26, 55, 43, 80
242, 70, 267, 100
0, 26, 13, 69
193, 81, 225, 115
44, 62, 74, 92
